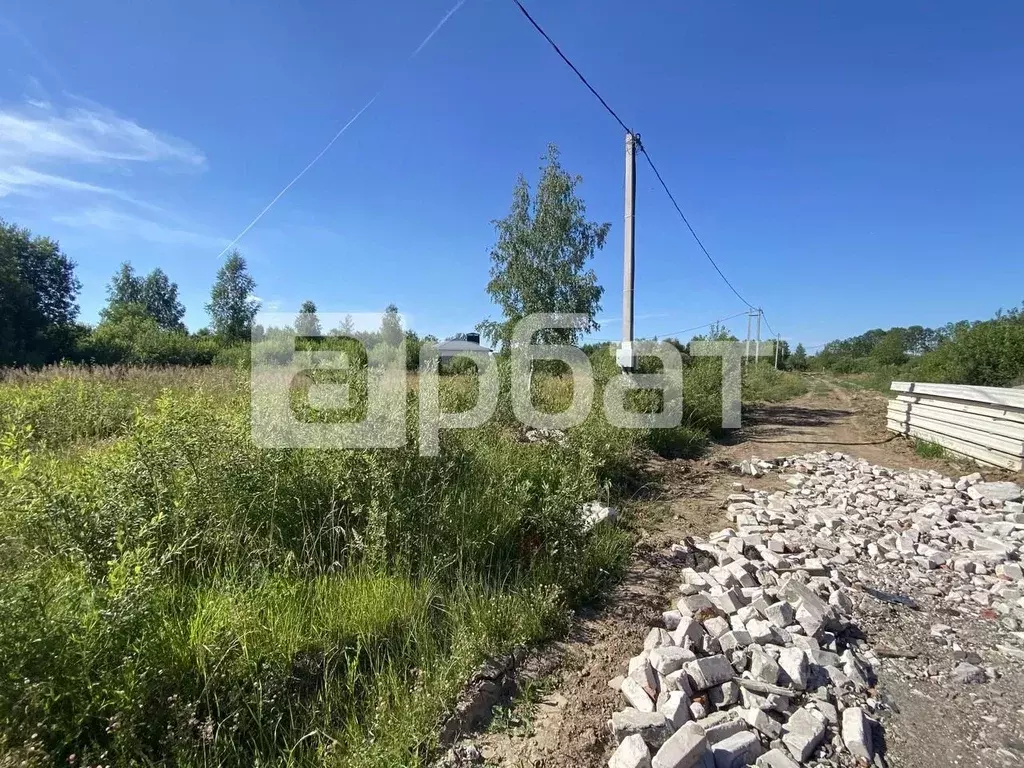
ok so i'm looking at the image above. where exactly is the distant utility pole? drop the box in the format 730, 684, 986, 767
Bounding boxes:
754, 308, 762, 364
618, 132, 637, 370
744, 310, 754, 364
774, 333, 781, 369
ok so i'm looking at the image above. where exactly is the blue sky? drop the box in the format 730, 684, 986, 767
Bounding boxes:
1, 0, 1021, 348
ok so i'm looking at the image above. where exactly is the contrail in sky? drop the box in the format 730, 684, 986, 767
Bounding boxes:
216, 0, 471, 259
413, 0, 468, 57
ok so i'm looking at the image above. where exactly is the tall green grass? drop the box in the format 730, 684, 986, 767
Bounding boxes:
0, 356, 800, 766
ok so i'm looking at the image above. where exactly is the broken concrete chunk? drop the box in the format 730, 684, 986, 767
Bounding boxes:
778, 648, 809, 691
673, 617, 707, 648
763, 601, 795, 628
702, 616, 731, 639
709, 588, 748, 615
652, 721, 708, 768
841, 706, 872, 762
663, 610, 684, 631
754, 749, 800, 768
678, 594, 718, 617
651, 646, 697, 676
707, 680, 740, 709
972, 481, 1022, 503
950, 661, 988, 684
622, 676, 656, 713
683, 655, 735, 691
612, 709, 673, 749
629, 657, 660, 698
658, 690, 692, 731
740, 707, 782, 739
718, 630, 752, 653
749, 648, 780, 685
611, 733, 653, 768
781, 707, 826, 762
646, 628, 674, 651
710, 730, 762, 768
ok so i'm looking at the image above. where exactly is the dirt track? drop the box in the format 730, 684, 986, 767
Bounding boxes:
464, 380, 1024, 768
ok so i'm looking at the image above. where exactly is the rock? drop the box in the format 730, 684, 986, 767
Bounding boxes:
695, 712, 746, 744
710, 730, 762, 768
764, 602, 795, 628
998, 563, 1023, 581
718, 631, 752, 652
673, 618, 707, 648
841, 706, 872, 762
622, 677, 656, 712
659, 690, 692, 730
651, 646, 697, 675
710, 589, 748, 615
703, 616, 731, 639
972, 481, 1022, 503
950, 662, 988, 684
740, 707, 782, 739
611, 733, 653, 768
652, 721, 709, 768
749, 649, 780, 685
646, 628, 674, 650
754, 749, 800, 768
708, 681, 740, 709
612, 709, 673, 749
778, 648, 809, 691
781, 707, 826, 762
683, 655, 734, 691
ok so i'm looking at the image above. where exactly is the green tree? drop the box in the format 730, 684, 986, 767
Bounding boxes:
295, 300, 322, 337
871, 329, 908, 366
332, 314, 357, 337
0, 219, 80, 365
206, 250, 258, 342
380, 304, 403, 348
141, 268, 185, 330
104, 263, 185, 331
790, 343, 808, 371
690, 322, 738, 346
105, 262, 145, 311
479, 144, 610, 349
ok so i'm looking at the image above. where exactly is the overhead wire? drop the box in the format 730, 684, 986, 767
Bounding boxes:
509, 0, 632, 135
652, 310, 749, 340
508, 0, 775, 327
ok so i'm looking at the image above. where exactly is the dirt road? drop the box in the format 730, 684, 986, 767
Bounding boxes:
460, 380, 1024, 768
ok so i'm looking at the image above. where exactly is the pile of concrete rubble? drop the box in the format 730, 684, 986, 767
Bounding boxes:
607, 452, 1023, 768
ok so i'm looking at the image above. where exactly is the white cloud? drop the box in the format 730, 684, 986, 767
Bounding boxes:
0, 96, 214, 250
53, 207, 229, 249
0, 165, 118, 197
0, 101, 206, 170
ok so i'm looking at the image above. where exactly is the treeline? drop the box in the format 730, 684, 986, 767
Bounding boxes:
809, 305, 1024, 387
1, 218, 429, 369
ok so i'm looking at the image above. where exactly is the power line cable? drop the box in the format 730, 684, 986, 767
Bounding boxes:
509, 0, 632, 135
638, 145, 757, 311
653, 310, 749, 339
508, 0, 763, 314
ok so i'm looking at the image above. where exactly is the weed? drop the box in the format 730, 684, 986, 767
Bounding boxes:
914, 439, 946, 459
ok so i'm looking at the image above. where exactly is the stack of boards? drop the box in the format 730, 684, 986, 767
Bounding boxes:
887, 381, 1024, 471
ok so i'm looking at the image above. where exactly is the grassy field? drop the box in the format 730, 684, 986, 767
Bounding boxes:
0, 356, 805, 767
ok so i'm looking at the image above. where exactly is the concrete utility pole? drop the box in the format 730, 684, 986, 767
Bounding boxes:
774, 333, 781, 369
755, 308, 762, 364
617, 132, 637, 370
744, 310, 753, 364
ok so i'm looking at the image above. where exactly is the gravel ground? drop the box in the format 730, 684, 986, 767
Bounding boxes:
442, 384, 1024, 768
